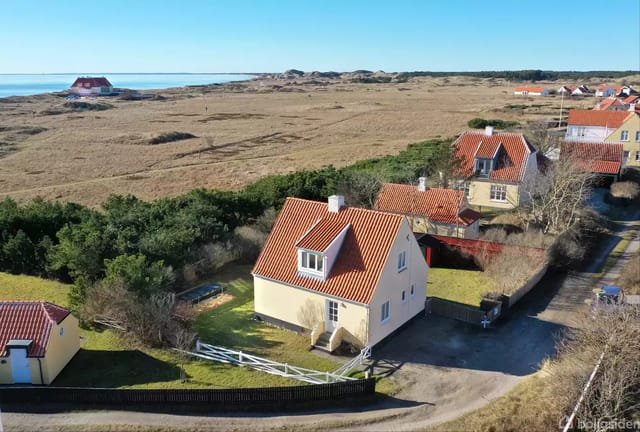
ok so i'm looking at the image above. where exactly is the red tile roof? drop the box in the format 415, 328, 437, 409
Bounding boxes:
561, 142, 624, 175
0, 301, 70, 357
374, 183, 480, 226
296, 219, 350, 251
71, 77, 112, 89
624, 95, 639, 104
253, 198, 406, 305
453, 131, 535, 183
567, 110, 634, 128
598, 85, 622, 92
596, 98, 625, 110
515, 86, 547, 92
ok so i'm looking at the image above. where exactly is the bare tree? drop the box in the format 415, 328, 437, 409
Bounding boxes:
337, 172, 382, 209
525, 120, 561, 155
519, 155, 597, 235
550, 307, 640, 428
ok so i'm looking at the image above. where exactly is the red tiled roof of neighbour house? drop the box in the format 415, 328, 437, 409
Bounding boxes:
374, 183, 480, 226
71, 77, 112, 88
598, 84, 622, 92
452, 131, 535, 183
515, 86, 547, 92
567, 110, 634, 127
561, 142, 624, 175
596, 98, 625, 110
252, 198, 406, 305
624, 95, 639, 104
0, 301, 70, 357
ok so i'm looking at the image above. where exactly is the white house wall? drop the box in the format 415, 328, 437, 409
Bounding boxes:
367, 219, 428, 347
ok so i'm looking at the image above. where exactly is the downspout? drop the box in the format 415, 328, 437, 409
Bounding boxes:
36, 357, 44, 385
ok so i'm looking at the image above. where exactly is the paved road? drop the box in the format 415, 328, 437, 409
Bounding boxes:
4, 220, 639, 432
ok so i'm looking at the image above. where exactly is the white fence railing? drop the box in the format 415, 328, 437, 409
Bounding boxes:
334, 346, 372, 377
174, 341, 370, 384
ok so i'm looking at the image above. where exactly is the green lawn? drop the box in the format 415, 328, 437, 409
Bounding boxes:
0, 267, 342, 389
427, 267, 494, 306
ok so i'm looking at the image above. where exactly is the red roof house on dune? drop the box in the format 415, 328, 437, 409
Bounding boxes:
375, 179, 481, 239
70, 77, 114, 95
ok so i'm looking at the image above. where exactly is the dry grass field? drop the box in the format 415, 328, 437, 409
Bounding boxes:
0, 75, 633, 207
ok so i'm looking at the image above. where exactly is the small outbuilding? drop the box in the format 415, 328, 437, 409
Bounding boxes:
70, 76, 114, 96
0, 301, 80, 385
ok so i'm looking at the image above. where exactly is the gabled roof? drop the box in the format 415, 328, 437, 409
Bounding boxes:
624, 95, 639, 104
515, 86, 547, 92
598, 84, 622, 92
567, 110, 634, 128
453, 131, 536, 183
561, 141, 624, 175
296, 219, 350, 252
253, 198, 406, 305
596, 98, 625, 111
374, 183, 480, 226
71, 77, 112, 88
0, 301, 70, 357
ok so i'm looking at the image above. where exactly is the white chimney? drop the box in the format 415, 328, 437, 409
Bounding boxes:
629, 103, 636, 112
328, 195, 345, 213
484, 125, 495, 136
418, 177, 427, 192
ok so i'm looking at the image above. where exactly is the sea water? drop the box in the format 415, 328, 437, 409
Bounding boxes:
0, 73, 256, 98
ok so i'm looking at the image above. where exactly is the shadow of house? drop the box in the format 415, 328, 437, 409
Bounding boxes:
51, 349, 182, 388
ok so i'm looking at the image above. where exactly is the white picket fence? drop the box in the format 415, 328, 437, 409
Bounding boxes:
173, 341, 371, 385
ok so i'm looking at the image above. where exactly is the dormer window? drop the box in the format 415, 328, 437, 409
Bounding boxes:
475, 159, 491, 177
296, 218, 351, 280
300, 251, 324, 273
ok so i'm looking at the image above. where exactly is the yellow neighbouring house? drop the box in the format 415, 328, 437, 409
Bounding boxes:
252, 196, 428, 352
0, 301, 80, 385
452, 127, 541, 209
566, 110, 640, 167
374, 178, 481, 239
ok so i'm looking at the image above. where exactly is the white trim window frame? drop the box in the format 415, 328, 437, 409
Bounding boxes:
490, 184, 508, 202
298, 250, 324, 277
397, 251, 407, 272
381, 301, 390, 324
621, 130, 629, 141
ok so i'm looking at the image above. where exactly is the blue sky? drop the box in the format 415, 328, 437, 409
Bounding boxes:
1, 0, 639, 73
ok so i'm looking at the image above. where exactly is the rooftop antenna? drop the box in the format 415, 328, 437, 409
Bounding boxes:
558, 88, 564, 128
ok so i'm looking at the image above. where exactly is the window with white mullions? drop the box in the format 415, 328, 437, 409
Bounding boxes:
490, 184, 507, 202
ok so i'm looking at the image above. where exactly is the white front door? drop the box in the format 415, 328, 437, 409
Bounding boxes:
326, 300, 339, 332
10, 348, 32, 384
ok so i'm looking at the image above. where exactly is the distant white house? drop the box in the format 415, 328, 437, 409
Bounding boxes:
571, 85, 591, 96
558, 86, 574, 95
514, 86, 549, 96
595, 85, 635, 98
70, 77, 113, 96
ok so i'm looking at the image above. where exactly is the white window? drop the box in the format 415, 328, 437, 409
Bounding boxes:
623, 151, 630, 162
476, 159, 491, 176
397, 251, 407, 271
490, 184, 507, 202
300, 251, 323, 273
381, 301, 390, 323
635, 151, 640, 162
410, 284, 415, 296
401, 290, 406, 302
635, 131, 640, 142
621, 130, 629, 141
456, 181, 471, 199
328, 300, 338, 323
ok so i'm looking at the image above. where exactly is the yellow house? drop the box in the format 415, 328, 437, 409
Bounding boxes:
374, 179, 481, 239
603, 112, 640, 167
0, 301, 80, 385
453, 127, 540, 209
252, 196, 428, 351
